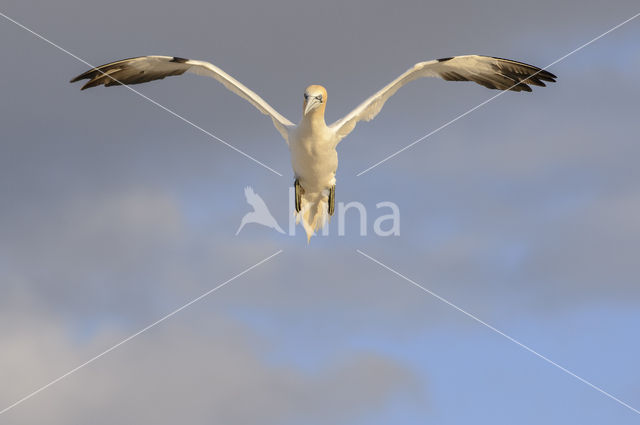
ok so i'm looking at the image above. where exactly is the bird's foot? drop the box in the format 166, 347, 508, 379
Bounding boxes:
328, 185, 335, 216
294, 178, 304, 213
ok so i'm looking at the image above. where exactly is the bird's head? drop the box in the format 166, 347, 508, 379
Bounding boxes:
303, 85, 327, 116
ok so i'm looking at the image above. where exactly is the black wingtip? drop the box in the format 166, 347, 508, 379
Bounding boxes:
69, 74, 86, 84
70, 70, 97, 86
70, 68, 97, 83
490, 56, 558, 83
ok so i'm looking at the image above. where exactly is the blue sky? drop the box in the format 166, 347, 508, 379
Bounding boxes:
1, 0, 640, 423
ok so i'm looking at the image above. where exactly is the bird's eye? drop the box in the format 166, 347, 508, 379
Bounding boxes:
304, 93, 309, 100
316, 95, 323, 101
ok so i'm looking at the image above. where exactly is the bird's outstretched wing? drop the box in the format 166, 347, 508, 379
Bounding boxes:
70, 55, 295, 143
330, 55, 556, 142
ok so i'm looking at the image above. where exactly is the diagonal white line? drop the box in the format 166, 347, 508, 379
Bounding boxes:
0, 10, 283, 177
357, 11, 640, 176
0, 249, 283, 416
356, 249, 640, 416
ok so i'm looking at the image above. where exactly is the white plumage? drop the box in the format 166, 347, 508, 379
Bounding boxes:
71, 54, 556, 241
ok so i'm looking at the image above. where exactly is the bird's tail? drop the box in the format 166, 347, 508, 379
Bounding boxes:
296, 190, 329, 242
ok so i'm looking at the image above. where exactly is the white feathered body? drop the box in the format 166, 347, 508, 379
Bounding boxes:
289, 117, 338, 239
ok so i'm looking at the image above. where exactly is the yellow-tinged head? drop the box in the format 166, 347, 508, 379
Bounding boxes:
303, 85, 327, 116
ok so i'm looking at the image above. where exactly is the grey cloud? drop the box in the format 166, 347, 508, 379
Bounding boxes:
0, 302, 420, 425
2, 0, 640, 423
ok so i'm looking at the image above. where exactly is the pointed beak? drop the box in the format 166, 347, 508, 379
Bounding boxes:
304, 97, 321, 115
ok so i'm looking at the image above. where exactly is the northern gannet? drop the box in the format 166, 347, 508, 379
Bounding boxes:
70, 55, 556, 241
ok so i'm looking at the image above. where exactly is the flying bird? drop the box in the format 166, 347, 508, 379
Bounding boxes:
70, 54, 556, 241
235, 186, 285, 235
